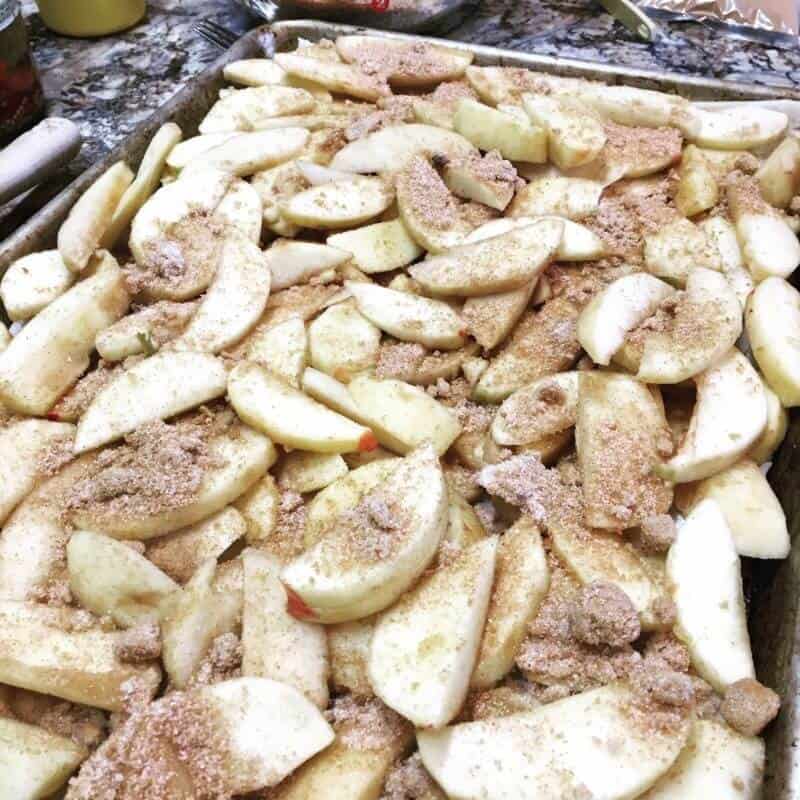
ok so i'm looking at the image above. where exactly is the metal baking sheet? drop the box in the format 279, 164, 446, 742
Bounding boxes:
0, 19, 797, 795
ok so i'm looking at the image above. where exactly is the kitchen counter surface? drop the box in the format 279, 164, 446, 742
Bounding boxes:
5, 0, 800, 236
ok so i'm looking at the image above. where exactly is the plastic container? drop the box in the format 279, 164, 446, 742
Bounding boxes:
35, 0, 146, 38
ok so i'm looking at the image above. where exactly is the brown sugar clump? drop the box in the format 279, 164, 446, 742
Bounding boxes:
64, 417, 213, 523
326, 694, 409, 751
721, 678, 781, 737
570, 581, 641, 648
630, 661, 694, 708
114, 622, 162, 664
636, 514, 677, 554
381, 753, 438, 800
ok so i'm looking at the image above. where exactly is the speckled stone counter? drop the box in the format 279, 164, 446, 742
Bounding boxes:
4, 0, 800, 237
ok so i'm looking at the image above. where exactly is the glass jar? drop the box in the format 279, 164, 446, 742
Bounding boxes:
35, 0, 146, 38
0, 0, 44, 147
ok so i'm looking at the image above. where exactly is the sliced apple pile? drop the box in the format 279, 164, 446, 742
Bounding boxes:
330, 123, 477, 173
0, 249, 75, 322
657, 349, 766, 483
369, 537, 497, 727
57, 161, 134, 274
578, 273, 675, 366
74, 352, 228, 453
667, 499, 756, 691
282, 443, 448, 623
229, 361, 375, 454
0, 252, 129, 416
637, 267, 742, 384
199, 85, 316, 133
419, 683, 691, 800
746, 276, 800, 407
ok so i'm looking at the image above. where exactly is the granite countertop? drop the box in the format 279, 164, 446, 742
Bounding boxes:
4, 0, 800, 237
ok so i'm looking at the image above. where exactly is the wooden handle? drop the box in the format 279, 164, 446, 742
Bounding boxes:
0, 118, 82, 205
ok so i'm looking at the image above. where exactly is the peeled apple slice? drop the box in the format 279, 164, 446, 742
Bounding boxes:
577, 273, 674, 366
274, 53, 389, 102
657, 349, 766, 483
330, 124, 477, 173
327, 219, 423, 274
229, 361, 375, 454
369, 537, 497, 728
409, 219, 563, 297
688, 105, 788, 150
418, 683, 691, 800
266, 239, 350, 291
667, 499, 755, 691
74, 352, 228, 453
282, 444, 448, 624
0, 250, 75, 322
199, 85, 316, 134
347, 281, 466, 350
746, 276, 800, 407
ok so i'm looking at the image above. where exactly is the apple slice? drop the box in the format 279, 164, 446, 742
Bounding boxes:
674, 144, 718, 217
146, 506, 246, 583
408, 219, 562, 297
667, 499, 755, 691
577, 273, 675, 366
57, 161, 134, 273
166, 132, 238, 169
727, 173, 800, 282
509, 168, 604, 219
475, 296, 583, 402
69, 422, 274, 539
0, 601, 160, 711
746, 276, 800, 406
264, 239, 349, 291
644, 218, 722, 285
304, 458, 400, 547
454, 98, 546, 163
297, 158, 355, 185
0, 252, 129, 416
465, 214, 606, 261
129, 169, 234, 300
183, 128, 308, 176
336, 35, 473, 88
491, 372, 578, 447
698, 215, 753, 308
442, 151, 518, 211
0, 717, 87, 800
0, 418, 75, 525
757, 133, 800, 208
74, 352, 228, 453
577, 372, 673, 530
275, 53, 389, 102
638, 268, 742, 384
224, 57, 334, 99
328, 619, 375, 696
657, 350, 766, 483
678, 460, 789, 559
418, 683, 691, 800
241, 316, 307, 387
172, 233, 270, 353
461, 281, 535, 350
67, 530, 177, 627
396, 155, 474, 253
308, 302, 381, 381
523, 94, 606, 170
252, 160, 306, 237
347, 281, 466, 350
0, 250, 75, 322
369, 537, 497, 727
348, 374, 462, 456
688, 105, 788, 150
213, 177, 264, 243
748, 380, 788, 463
283, 176, 394, 230
330, 123, 477, 174
0, 323, 8, 351
102, 122, 183, 250
642, 719, 765, 799
472, 518, 549, 690
229, 361, 374, 453
242, 549, 329, 708
282, 443, 448, 624
199, 85, 316, 133
235, 474, 280, 545
328, 219, 423, 274
279, 451, 349, 494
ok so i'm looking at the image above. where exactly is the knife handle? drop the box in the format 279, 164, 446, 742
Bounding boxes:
0, 118, 82, 206
597, 0, 661, 42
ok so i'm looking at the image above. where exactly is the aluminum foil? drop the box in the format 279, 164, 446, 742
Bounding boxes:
641, 0, 800, 38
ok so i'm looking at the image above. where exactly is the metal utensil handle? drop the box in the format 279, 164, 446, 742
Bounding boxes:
597, 0, 660, 41
238, 0, 279, 22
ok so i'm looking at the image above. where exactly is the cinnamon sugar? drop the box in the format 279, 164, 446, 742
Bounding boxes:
427, 79, 478, 108
64, 417, 214, 523
325, 694, 408, 751
267, 490, 308, 563
376, 341, 426, 380
37, 432, 76, 476
381, 753, 438, 800
187, 632, 242, 689
114, 622, 162, 664
603, 122, 682, 176
398, 155, 463, 233
49, 360, 125, 423
338, 492, 408, 563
